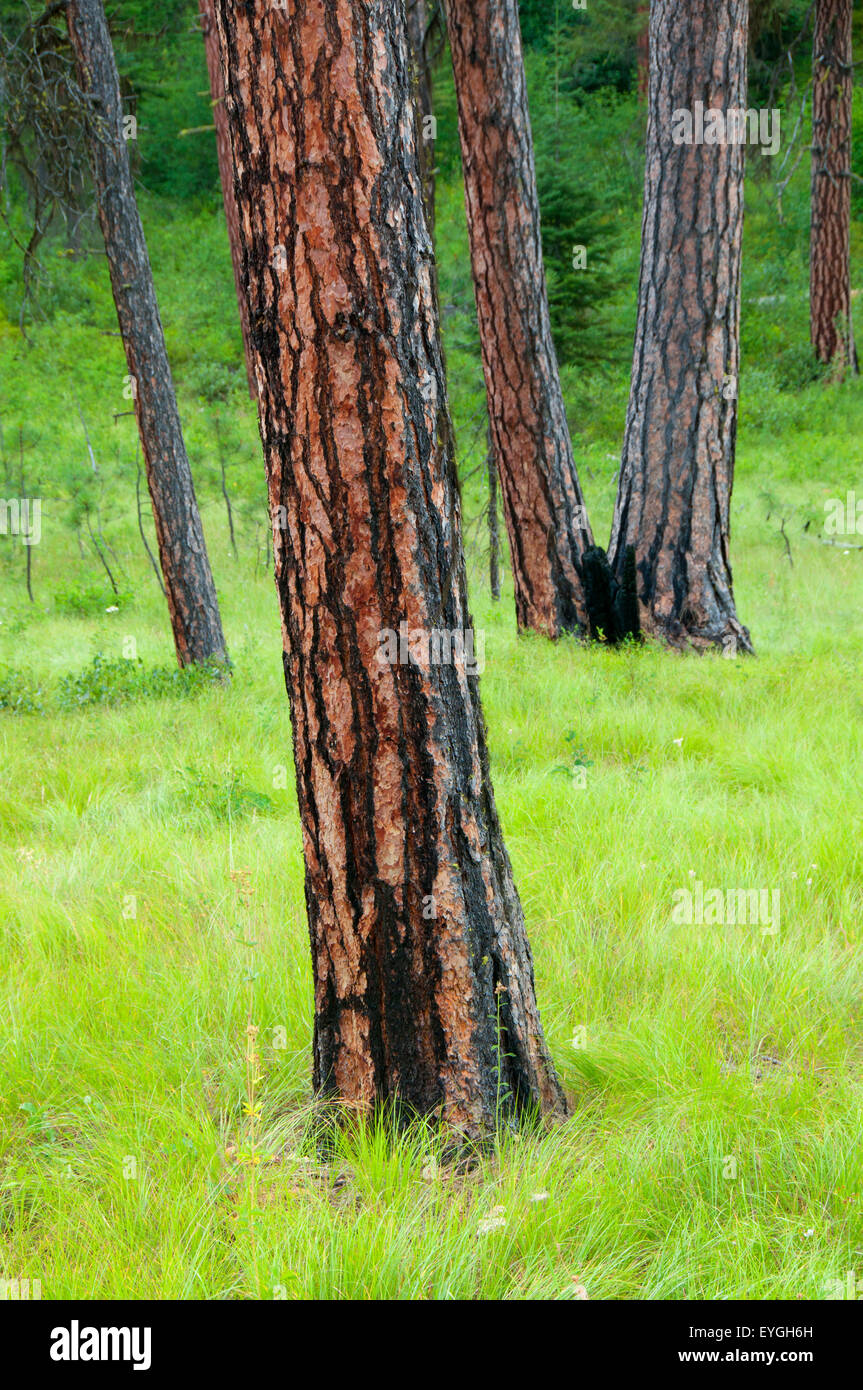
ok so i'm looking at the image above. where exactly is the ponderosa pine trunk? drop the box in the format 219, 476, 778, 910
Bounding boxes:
406, 0, 436, 238
608, 0, 753, 653
445, 0, 595, 639
198, 0, 256, 397
213, 0, 566, 1137
810, 0, 858, 372
66, 0, 227, 668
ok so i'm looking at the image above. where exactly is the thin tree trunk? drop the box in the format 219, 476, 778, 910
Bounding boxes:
25, 533, 33, 602
810, 0, 858, 372
487, 425, 501, 601
608, 0, 753, 654
406, 0, 436, 239
19, 429, 34, 603
445, 0, 596, 640
85, 508, 119, 595
198, 0, 257, 397
213, 0, 566, 1137
66, 0, 227, 669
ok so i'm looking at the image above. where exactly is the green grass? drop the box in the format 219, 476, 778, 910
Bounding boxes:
1, 87, 863, 1297
1, 486, 861, 1298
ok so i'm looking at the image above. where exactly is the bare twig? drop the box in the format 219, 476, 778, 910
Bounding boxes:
75, 399, 98, 473
214, 416, 237, 558
19, 427, 34, 602
816, 535, 863, 551
135, 441, 166, 594
0, 2, 97, 318
85, 508, 119, 594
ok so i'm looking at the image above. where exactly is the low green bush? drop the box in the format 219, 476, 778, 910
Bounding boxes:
0, 662, 43, 713
56, 653, 228, 710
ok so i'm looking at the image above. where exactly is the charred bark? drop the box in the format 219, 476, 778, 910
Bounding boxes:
810, 0, 858, 372
212, 0, 566, 1138
198, 0, 257, 397
445, 0, 595, 640
608, 0, 753, 654
66, 0, 227, 668
581, 545, 641, 646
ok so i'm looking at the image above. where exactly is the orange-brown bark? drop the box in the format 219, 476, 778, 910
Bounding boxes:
608, 0, 753, 653
810, 0, 858, 371
213, 0, 566, 1136
445, 0, 594, 638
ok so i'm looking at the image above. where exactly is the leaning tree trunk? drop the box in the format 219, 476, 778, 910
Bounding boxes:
66, 0, 227, 668
445, 0, 595, 640
608, 0, 753, 654
405, 0, 437, 239
213, 0, 566, 1137
198, 0, 256, 397
810, 0, 858, 373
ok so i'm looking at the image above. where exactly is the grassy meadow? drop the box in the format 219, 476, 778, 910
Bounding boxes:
1, 67, 862, 1298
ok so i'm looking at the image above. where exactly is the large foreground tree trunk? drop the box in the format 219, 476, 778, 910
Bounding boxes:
608, 0, 753, 653
810, 0, 858, 373
213, 0, 566, 1137
198, 0, 256, 397
66, 0, 227, 668
445, 0, 595, 639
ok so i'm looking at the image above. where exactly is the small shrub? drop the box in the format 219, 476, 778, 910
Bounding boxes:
182, 359, 240, 403
179, 768, 273, 823
54, 583, 129, 618
57, 654, 228, 710
0, 664, 44, 714
773, 343, 830, 393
